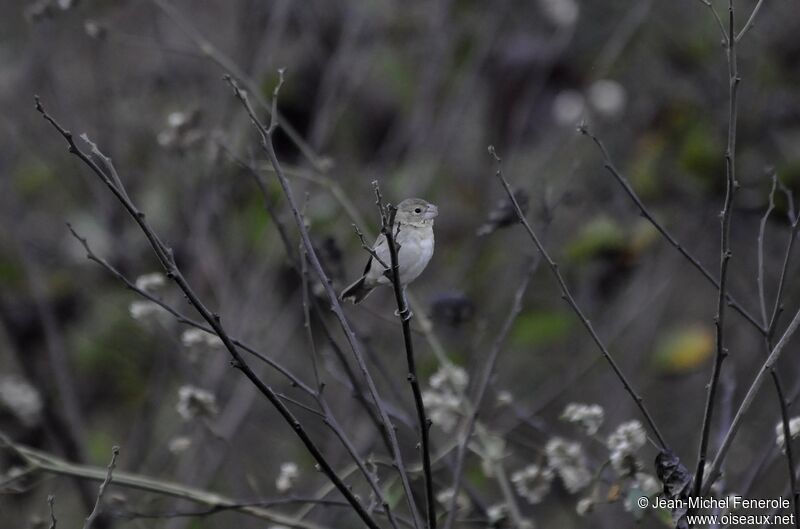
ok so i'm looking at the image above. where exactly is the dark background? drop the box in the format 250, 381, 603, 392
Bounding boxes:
2, 0, 800, 527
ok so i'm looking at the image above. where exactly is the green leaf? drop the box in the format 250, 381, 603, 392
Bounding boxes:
512, 310, 571, 347
565, 216, 626, 263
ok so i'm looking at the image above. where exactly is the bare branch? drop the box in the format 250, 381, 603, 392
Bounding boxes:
758, 172, 779, 324
488, 144, 669, 449
1, 433, 332, 529
353, 223, 389, 269
694, 0, 741, 498
224, 73, 423, 529
703, 304, 800, 496
374, 182, 437, 529
443, 258, 537, 529
35, 98, 381, 529
83, 446, 119, 529
578, 125, 764, 333
736, 0, 768, 42
47, 495, 56, 529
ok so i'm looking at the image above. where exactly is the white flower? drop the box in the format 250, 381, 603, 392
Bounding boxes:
576, 496, 594, 516
487, 503, 508, 524
0, 376, 43, 427
539, 0, 579, 27
429, 365, 468, 393
168, 436, 192, 454
129, 300, 168, 322
545, 438, 592, 493
167, 111, 189, 129
435, 488, 470, 511
634, 473, 661, 497
496, 390, 514, 406
511, 464, 554, 504
479, 435, 507, 477
176, 385, 218, 421
180, 328, 223, 348
588, 79, 627, 118
552, 90, 586, 127
607, 421, 647, 475
775, 417, 800, 448
422, 389, 462, 433
561, 403, 604, 435
134, 272, 166, 292
276, 462, 299, 492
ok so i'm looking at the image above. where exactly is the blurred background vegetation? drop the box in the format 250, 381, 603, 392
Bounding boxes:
2, 0, 800, 527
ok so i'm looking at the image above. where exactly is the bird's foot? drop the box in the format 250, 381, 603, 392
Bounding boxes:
394, 308, 413, 320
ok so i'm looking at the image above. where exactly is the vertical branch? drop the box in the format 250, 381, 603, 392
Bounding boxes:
693, 0, 740, 498
374, 183, 437, 529
83, 446, 119, 529
757, 173, 778, 325
488, 145, 668, 449
759, 177, 800, 527
225, 73, 424, 529
443, 259, 536, 529
703, 304, 800, 495
47, 495, 57, 529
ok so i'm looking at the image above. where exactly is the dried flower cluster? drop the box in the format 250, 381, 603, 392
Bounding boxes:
561, 402, 605, 435
176, 385, 218, 421
607, 420, 647, 475
422, 364, 469, 433
0, 376, 43, 427
276, 462, 299, 492
775, 416, 800, 449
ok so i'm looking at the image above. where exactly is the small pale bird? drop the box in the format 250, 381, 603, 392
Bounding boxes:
340, 198, 438, 303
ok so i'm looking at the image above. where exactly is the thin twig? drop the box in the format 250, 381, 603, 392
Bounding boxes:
757, 175, 800, 527
150, 0, 328, 172
221, 146, 401, 457
299, 246, 323, 392
443, 258, 536, 529
66, 224, 317, 397
702, 304, 800, 496
578, 126, 764, 334
766, 216, 800, 340
488, 144, 668, 449
224, 73, 423, 529
694, 0, 741, 498
736, 0, 768, 42
353, 223, 389, 269
375, 183, 437, 529
758, 173, 778, 324
47, 495, 57, 529
83, 446, 119, 529
696, 0, 730, 43
35, 97, 381, 529
0, 434, 330, 529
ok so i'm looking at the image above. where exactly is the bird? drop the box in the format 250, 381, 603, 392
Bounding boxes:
340, 198, 438, 304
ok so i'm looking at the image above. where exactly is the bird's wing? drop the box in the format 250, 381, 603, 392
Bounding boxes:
362, 234, 389, 283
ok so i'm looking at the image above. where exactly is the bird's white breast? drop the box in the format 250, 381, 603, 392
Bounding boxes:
398, 227, 434, 284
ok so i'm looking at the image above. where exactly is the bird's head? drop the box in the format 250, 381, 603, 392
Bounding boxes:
395, 198, 438, 227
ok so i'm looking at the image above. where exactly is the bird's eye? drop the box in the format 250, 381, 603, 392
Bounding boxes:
414, 208, 422, 214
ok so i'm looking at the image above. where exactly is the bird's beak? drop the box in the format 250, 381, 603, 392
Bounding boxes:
425, 204, 439, 220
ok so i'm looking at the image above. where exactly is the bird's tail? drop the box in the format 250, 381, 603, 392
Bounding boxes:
340, 276, 375, 304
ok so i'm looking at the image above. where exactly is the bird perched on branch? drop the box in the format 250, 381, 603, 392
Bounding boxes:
340, 198, 438, 303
